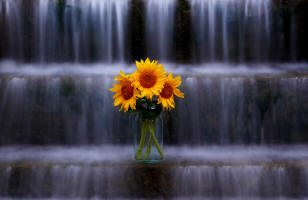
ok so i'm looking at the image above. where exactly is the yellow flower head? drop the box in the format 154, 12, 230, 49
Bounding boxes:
157, 72, 184, 111
109, 71, 139, 112
132, 58, 167, 100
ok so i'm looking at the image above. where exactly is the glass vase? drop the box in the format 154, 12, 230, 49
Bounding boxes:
134, 113, 163, 163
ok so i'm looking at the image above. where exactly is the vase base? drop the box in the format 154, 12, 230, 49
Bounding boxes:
135, 159, 163, 164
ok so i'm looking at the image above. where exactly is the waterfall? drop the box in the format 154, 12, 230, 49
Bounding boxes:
0, 0, 301, 62
0, 0, 130, 63
0, 146, 308, 198
0, 63, 307, 145
145, 0, 176, 61
190, 0, 273, 62
36, 0, 130, 62
0, 0, 307, 198
173, 165, 308, 198
0, 0, 23, 60
0, 163, 307, 198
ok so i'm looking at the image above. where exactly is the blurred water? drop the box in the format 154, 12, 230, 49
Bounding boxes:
190, 0, 296, 62
0, 0, 307, 198
0, 146, 308, 198
0, 62, 307, 145
1, 145, 308, 164
0, 0, 300, 62
0, 0, 130, 62
146, 0, 176, 61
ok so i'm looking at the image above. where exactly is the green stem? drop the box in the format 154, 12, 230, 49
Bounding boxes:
143, 134, 153, 160
135, 120, 147, 160
149, 121, 164, 160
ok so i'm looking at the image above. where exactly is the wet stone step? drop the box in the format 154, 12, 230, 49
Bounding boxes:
0, 146, 308, 199
1, 162, 308, 199
0, 68, 308, 145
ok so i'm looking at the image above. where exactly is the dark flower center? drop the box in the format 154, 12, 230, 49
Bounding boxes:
121, 84, 134, 100
140, 73, 157, 88
160, 83, 173, 98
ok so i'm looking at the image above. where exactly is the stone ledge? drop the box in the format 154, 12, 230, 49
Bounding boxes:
1, 161, 308, 198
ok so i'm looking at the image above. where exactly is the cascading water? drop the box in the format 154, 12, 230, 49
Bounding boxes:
0, 0, 24, 60
146, 0, 176, 61
190, 0, 273, 62
0, 64, 307, 145
1, 146, 308, 198
0, 0, 303, 63
0, 0, 130, 62
0, 0, 308, 199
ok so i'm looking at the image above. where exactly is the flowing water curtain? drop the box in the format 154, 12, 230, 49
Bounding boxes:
0, 0, 24, 60
79, 0, 130, 63
0, 0, 299, 63
146, 0, 176, 61
0, 73, 308, 145
0, 163, 308, 197
0, 75, 127, 145
172, 165, 308, 197
6, 0, 130, 63
190, 0, 272, 62
174, 75, 308, 145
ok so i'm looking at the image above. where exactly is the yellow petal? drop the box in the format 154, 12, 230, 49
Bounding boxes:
114, 97, 122, 106
174, 88, 184, 98
119, 70, 126, 77
145, 58, 151, 64
136, 61, 142, 70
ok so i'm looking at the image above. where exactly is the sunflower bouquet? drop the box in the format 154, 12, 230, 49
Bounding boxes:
109, 58, 184, 162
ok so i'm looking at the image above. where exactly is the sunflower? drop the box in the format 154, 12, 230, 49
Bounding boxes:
157, 72, 184, 111
132, 58, 167, 100
109, 71, 139, 112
